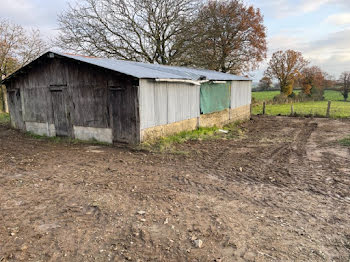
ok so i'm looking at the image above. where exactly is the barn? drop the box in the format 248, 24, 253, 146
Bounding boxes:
2, 51, 252, 144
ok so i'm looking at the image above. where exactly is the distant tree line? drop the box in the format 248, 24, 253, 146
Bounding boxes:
261, 49, 349, 101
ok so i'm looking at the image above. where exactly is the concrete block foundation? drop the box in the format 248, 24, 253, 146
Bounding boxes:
73, 126, 113, 144
25, 122, 56, 137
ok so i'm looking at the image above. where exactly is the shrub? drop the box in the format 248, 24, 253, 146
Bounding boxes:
273, 93, 290, 104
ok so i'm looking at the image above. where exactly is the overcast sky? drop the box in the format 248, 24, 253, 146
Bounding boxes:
0, 0, 349, 81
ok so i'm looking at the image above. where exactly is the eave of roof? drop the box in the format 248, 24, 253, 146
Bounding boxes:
1, 51, 251, 84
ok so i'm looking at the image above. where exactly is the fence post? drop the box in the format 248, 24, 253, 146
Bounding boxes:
262, 101, 266, 115
291, 104, 294, 116
326, 101, 331, 118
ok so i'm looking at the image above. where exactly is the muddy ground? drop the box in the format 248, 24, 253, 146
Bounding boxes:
0, 116, 350, 262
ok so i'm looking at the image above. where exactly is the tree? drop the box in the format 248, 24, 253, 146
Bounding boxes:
264, 50, 309, 96
57, 0, 198, 65
0, 20, 47, 112
298, 66, 325, 95
339, 72, 350, 101
323, 72, 336, 90
176, 0, 267, 74
257, 76, 272, 91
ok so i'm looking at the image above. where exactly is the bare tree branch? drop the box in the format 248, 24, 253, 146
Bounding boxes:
0, 20, 48, 79
56, 0, 198, 64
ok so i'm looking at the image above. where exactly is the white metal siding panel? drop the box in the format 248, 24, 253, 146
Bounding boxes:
139, 79, 155, 129
167, 83, 178, 123
230, 81, 238, 109
231, 81, 252, 109
190, 84, 200, 118
139, 79, 200, 130
238, 81, 245, 107
247, 81, 252, 104
154, 83, 168, 126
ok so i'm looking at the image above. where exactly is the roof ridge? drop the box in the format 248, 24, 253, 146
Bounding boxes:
1, 50, 251, 84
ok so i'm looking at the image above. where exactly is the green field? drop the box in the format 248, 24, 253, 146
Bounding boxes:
252, 90, 344, 102
252, 90, 349, 118
252, 90, 298, 101
252, 101, 350, 118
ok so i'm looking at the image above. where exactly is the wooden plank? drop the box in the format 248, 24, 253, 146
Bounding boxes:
109, 79, 138, 143
51, 90, 69, 136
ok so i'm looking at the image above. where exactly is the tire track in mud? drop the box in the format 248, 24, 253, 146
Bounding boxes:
169, 119, 321, 208
256, 120, 318, 188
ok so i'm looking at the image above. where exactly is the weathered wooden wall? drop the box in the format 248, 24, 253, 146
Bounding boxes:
7, 89, 25, 130
6, 55, 140, 143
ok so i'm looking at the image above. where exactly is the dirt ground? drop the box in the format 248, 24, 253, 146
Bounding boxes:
1, 116, 350, 262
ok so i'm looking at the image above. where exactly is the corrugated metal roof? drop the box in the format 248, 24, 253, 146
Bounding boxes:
56, 52, 250, 81
2, 51, 251, 83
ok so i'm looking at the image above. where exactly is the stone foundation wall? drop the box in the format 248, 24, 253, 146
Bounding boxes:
230, 104, 251, 122
199, 108, 231, 128
141, 117, 198, 142
141, 104, 251, 142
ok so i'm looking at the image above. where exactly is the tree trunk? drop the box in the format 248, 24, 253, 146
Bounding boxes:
1, 86, 9, 113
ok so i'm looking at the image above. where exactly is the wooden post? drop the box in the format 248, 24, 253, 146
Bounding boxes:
326, 100, 331, 118
262, 101, 266, 115
291, 104, 294, 116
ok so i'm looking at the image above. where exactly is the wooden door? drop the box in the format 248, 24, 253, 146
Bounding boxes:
109, 85, 138, 143
51, 90, 69, 136
7, 89, 24, 130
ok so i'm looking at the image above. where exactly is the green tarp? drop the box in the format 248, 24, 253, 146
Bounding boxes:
200, 82, 231, 114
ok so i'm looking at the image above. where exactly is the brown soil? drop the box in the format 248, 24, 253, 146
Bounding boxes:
0, 116, 350, 262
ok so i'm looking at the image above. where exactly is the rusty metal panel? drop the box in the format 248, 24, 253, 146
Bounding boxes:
139, 79, 200, 130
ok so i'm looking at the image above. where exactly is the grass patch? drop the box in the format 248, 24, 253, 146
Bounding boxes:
252, 101, 350, 118
0, 112, 10, 125
323, 90, 345, 101
252, 90, 280, 101
339, 136, 350, 146
139, 122, 244, 153
25, 132, 111, 146
252, 90, 301, 101
252, 90, 343, 102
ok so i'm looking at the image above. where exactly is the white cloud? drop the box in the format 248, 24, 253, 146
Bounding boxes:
248, 0, 332, 19
0, 0, 75, 38
298, 0, 330, 13
250, 29, 350, 80
333, 0, 350, 10
0, 0, 35, 22
325, 13, 350, 26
